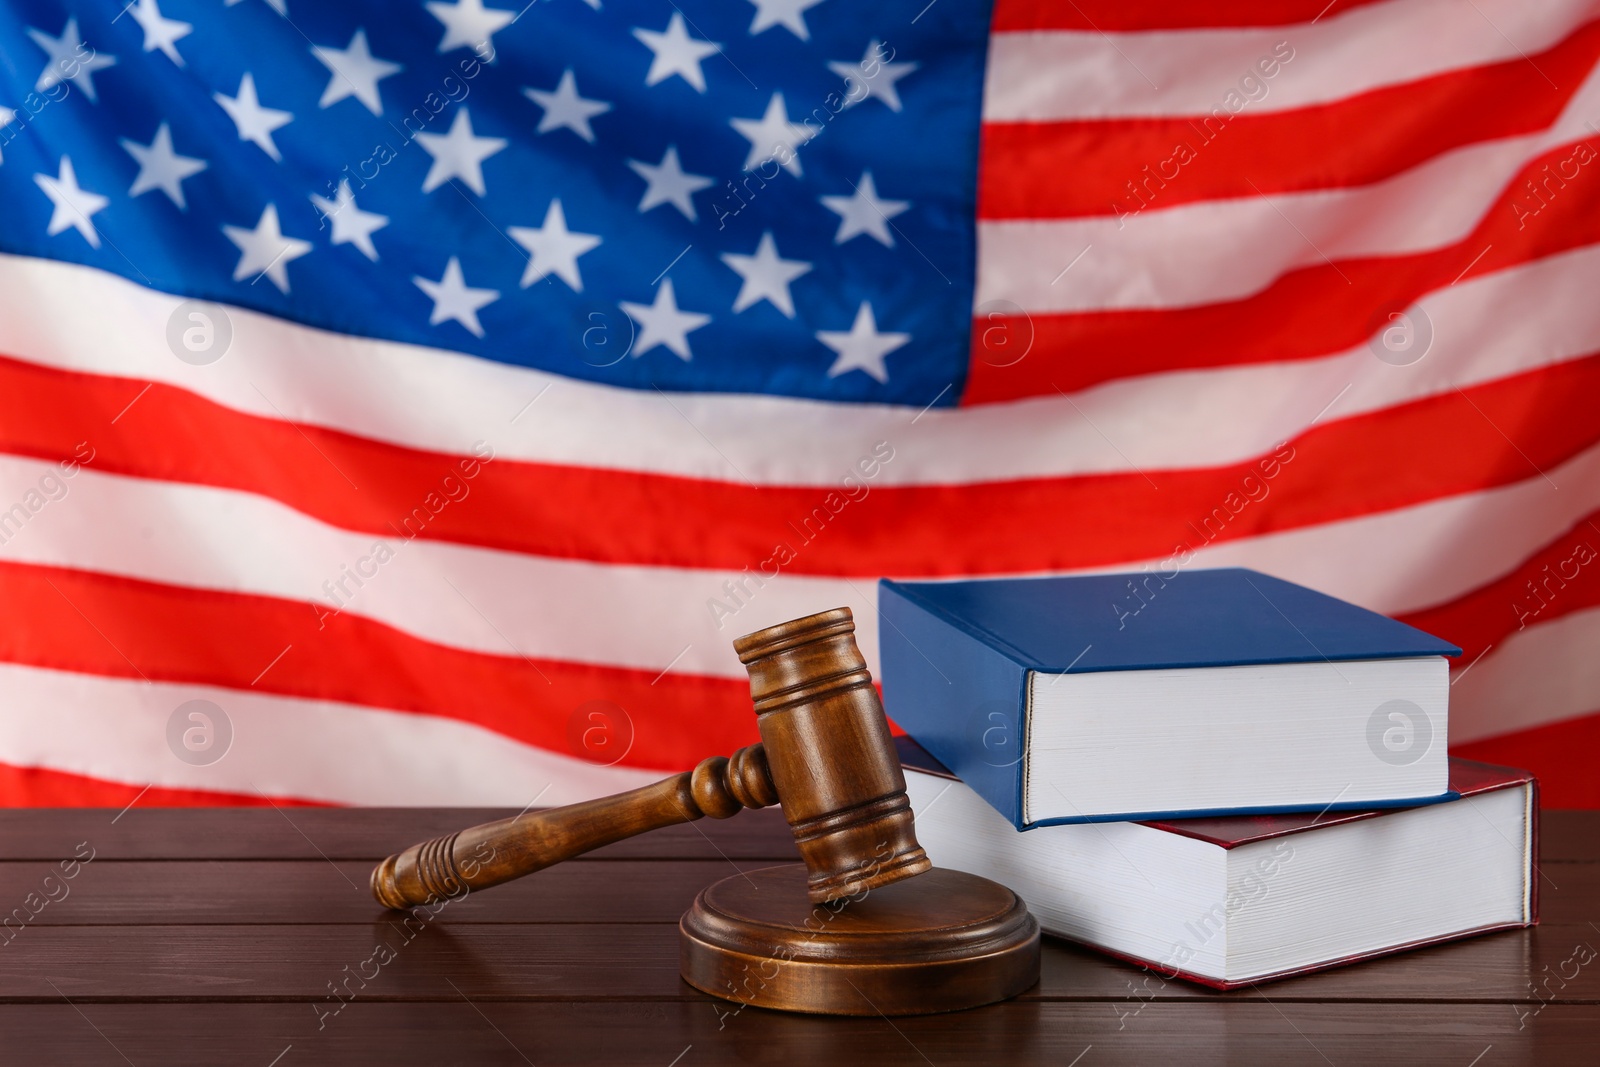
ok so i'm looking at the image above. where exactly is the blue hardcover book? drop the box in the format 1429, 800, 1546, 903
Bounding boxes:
878, 568, 1461, 828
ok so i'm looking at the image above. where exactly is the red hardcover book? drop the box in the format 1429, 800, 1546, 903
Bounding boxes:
900, 738, 1538, 989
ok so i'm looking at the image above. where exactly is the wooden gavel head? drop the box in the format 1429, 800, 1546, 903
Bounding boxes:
372, 606, 930, 908
735, 607, 931, 901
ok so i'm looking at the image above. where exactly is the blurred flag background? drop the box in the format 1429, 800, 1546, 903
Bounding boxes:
0, 0, 1595, 808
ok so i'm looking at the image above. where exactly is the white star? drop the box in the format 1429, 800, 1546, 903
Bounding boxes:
222, 204, 312, 294
0, 108, 16, 166
820, 171, 909, 247
730, 92, 813, 177
33, 157, 109, 248
414, 257, 499, 338
508, 200, 601, 291
415, 108, 507, 196
627, 145, 713, 221
523, 69, 611, 143
311, 180, 389, 261
313, 29, 402, 116
620, 279, 711, 361
29, 18, 117, 103
426, 0, 515, 56
121, 123, 207, 210
129, 0, 192, 66
633, 13, 720, 92
829, 40, 919, 112
816, 302, 909, 384
746, 0, 826, 40
214, 73, 293, 162
721, 232, 812, 318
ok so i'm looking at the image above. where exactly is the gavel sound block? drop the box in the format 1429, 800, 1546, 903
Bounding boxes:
372, 608, 1040, 1015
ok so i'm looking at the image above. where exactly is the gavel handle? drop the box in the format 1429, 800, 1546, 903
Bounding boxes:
371, 744, 778, 909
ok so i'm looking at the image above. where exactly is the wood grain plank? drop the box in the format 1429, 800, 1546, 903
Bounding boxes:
1541, 861, 1600, 924
0, 859, 757, 924
1540, 811, 1600, 862
1, 800, 1592, 1067
3, 858, 1595, 926
1, 808, 1587, 862
1, 1001, 1594, 1066
2, 921, 1596, 1004
0, 806, 801, 861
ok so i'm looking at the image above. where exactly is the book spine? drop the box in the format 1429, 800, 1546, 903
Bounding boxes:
878, 580, 1033, 829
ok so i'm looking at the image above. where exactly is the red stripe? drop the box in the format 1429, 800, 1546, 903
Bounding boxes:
3, 353, 1600, 576
991, 0, 1391, 32
967, 140, 1600, 403
0, 761, 325, 808
1400, 512, 1600, 663
0, 561, 758, 773
1454, 710, 1600, 808
978, 20, 1599, 219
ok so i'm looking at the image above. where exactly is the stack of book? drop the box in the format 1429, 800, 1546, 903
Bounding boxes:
879, 568, 1537, 989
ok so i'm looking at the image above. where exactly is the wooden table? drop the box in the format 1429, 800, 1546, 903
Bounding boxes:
1, 806, 1594, 1065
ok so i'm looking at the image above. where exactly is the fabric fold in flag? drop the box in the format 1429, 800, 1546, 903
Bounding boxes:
0, 0, 1594, 805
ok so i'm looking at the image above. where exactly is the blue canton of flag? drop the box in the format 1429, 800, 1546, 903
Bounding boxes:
0, 0, 992, 405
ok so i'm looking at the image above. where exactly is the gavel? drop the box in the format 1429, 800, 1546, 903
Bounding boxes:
372, 605, 1040, 1016
372, 607, 933, 909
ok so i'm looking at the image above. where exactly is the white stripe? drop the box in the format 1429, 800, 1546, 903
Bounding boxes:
1, 443, 1594, 680
1451, 604, 1600, 743
3, 245, 1598, 487
983, 0, 1597, 122
0, 662, 661, 805
979, 64, 1600, 311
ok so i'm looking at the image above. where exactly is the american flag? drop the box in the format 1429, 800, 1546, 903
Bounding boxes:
0, 0, 1595, 808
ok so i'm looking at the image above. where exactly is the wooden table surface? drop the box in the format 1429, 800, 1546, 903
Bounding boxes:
1, 806, 1595, 1065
